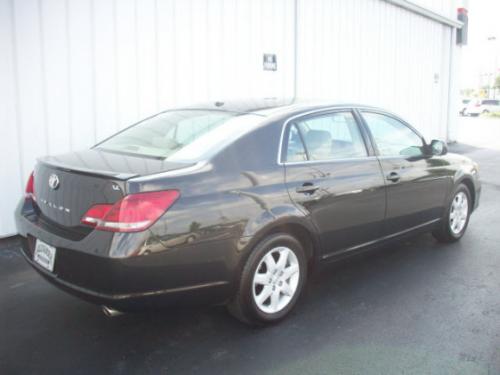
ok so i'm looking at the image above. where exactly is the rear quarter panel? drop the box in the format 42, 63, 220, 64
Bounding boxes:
125, 119, 313, 286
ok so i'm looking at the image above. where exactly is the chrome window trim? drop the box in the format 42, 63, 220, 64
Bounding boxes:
276, 106, 373, 166
283, 156, 379, 166
376, 155, 423, 161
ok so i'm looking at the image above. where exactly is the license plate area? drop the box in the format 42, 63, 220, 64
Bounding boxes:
34, 239, 56, 272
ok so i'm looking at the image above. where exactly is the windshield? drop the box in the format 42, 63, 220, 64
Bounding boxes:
96, 110, 261, 161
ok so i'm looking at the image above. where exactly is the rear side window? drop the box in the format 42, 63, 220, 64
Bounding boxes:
362, 112, 424, 157
285, 112, 367, 162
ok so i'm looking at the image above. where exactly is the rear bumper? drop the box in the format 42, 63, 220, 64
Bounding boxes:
19, 244, 230, 311
15, 201, 236, 311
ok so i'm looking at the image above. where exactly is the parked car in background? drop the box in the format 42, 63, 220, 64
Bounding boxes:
459, 98, 471, 116
15, 100, 481, 325
464, 99, 500, 116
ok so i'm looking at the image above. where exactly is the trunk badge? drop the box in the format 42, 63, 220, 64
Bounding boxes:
48, 174, 60, 190
39, 198, 70, 213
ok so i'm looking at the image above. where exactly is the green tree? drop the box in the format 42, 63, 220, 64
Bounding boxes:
189, 221, 201, 233
460, 88, 474, 97
494, 75, 500, 89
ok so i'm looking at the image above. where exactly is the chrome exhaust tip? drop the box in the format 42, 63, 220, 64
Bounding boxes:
102, 306, 123, 317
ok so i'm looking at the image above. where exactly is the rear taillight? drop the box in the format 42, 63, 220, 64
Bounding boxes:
475, 103, 481, 107
25, 171, 36, 200
81, 190, 180, 232
80, 204, 113, 227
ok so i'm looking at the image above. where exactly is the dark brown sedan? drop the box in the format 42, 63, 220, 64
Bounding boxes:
15, 100, 481, 324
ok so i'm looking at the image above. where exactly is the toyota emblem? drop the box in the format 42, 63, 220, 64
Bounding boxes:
48, 174, 60, 190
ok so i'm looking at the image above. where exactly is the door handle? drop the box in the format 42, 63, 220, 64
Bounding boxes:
386, 171, 400, 183
296, 183, 319, 194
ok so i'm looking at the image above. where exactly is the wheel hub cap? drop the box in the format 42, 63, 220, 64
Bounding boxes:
252, 246, 300, 314
449, 191, 468, 235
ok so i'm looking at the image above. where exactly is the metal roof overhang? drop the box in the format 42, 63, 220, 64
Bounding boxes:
384, 0, 463, 28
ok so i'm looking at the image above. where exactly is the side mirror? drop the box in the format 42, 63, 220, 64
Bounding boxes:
429, 139, 448, 156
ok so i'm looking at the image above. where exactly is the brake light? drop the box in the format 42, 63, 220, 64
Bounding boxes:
475, 102, 481, 107
81, 190, 179, 232
25, 171, 36, 200
80, 204, 113, 227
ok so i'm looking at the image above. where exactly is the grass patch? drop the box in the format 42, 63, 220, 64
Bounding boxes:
486, 111, 500, 118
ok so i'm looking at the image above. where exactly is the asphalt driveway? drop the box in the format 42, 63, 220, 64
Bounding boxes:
1, 144, 499, 374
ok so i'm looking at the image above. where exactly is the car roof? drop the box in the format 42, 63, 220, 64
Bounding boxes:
180, 98, 383, 117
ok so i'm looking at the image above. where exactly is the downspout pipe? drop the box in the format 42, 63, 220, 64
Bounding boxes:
292, 0, 298, 101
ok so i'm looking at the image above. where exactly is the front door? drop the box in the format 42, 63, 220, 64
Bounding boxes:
359, 111, 450, 235
283, 110, 386, 259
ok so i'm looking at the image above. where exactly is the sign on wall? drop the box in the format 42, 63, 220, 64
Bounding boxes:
263, 54, 277, 71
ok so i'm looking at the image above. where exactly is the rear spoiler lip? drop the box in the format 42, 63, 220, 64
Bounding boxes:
128, 160, 208, 183
37, 159, 139, 180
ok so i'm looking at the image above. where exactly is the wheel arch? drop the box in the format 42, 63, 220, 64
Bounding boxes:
240, 218, 321, 267
266, 222, 317, 262
457, 176, 476, 210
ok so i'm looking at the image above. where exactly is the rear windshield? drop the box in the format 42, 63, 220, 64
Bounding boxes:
96, 110, 261, 161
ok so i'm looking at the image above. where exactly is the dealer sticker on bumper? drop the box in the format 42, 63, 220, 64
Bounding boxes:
34, 239, 56, 272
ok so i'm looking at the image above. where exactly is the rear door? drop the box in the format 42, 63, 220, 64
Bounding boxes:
283, 110, 386, 259
359, 110, 450, 235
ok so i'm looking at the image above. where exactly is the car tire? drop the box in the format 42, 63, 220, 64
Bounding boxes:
227, 233, 307, 325
482, 109, 489, 115
432, 183, 472, 243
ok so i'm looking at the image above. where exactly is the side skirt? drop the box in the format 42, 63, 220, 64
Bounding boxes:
319, 218, 441, 264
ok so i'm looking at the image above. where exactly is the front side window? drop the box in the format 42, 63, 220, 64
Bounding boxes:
362, 112, 424, 157
288, 112, 367, 161
96, 110, 261, 161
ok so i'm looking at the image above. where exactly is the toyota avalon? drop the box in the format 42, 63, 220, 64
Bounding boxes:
15, 100, 480, 324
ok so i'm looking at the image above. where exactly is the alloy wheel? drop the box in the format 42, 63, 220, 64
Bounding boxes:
449, 191, 469, 235
252, 246, 300, 314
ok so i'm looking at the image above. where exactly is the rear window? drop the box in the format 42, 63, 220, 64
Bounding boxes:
96, 110, 261, 161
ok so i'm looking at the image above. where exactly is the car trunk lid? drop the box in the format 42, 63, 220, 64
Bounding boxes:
34, 149, 192, 227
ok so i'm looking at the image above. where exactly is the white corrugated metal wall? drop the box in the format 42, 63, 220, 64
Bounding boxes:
0, 0, 458, 236
297, 0, 453, 141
